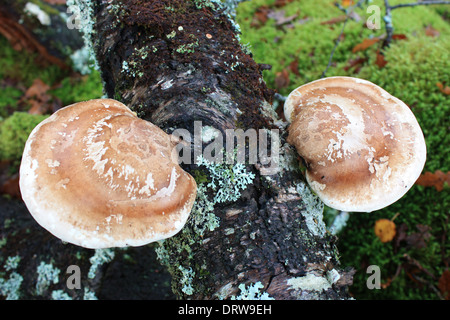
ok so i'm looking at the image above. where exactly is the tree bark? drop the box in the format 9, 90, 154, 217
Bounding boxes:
85, 0, 353, 300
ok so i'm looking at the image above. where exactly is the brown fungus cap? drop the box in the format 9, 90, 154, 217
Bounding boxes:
284, 77, 426, 212
19, 99, 197, 248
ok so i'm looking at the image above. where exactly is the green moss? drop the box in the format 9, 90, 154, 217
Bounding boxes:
49, 70, 104, 106
0, 87, 23, 120
236, 0, 450, 96
0, 36, 67, 88
0, 112, 49, 168
338, 185, 449, 299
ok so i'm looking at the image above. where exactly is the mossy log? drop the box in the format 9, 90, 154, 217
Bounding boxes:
87, 0, 354, 300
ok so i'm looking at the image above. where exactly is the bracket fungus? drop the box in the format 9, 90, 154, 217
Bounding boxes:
284, 77, 426, 212
19, 99, 197, 248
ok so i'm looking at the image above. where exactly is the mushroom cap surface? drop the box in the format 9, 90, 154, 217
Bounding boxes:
285, 77, 426, 212
20, 99, 197, 248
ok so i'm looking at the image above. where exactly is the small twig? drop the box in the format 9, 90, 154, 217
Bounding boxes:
403, 253, 436, 280
321, 17, 349, 78
383, 0, 394, 47
408, 273, 446, 300
321, 0, 366, 78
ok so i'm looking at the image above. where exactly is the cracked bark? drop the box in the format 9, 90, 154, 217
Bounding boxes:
88, 0, 353, 300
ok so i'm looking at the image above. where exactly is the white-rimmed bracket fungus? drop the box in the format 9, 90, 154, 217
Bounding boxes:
19, 99, 197, 248
284, 76, 426, 212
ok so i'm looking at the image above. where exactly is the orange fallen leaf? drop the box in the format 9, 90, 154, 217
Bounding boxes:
251, 6, 270, 27
392, 34, 407, 40
23, 78, 53, 115
415, 170, 450, 191
352, 38, 379, 53
375, 49, 388, 68
24, 78, 50, 99
374, 219, 396, 243
341, 0, 354, 7
436, 82, 450, 95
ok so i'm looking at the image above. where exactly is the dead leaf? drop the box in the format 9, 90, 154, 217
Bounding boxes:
438, 270, 450, 300
374, 219, 396, 243
21, 78, 57, 115
425, 25, 440, 38
275, 69, 290, 90
0, 173, 21, 199
415, 170, 450, 191
375, 49, 388, 68
392, 34, 407, 40
251, 6, 271, 27
342, 0, 354, 7
436, 82, 450, 95
406, 224, 432, 249
352, 38, 379, 53
395, 223, 432, 249
320, 15, 347, 25
24, 78, 50, 99
344, 57, 367, 73
288, 59, 300, 76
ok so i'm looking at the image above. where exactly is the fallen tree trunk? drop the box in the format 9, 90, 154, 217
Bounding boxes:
81, 0, 353, 299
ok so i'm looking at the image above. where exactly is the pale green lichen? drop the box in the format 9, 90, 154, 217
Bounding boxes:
194, 0, 221, 10
70, 46, 93, 75
178, 266, 195, 295
83, 287, 98, 300
189, 184, 220, 237
66, 0, 99, 70
51, 287, 98, 300
166, 30, 177, 39
196, 154, 255, 204
231, 282, 274, 300
36, 261, 60, 295
296, 182, 326, 237
51, 290, 72, 300
0, 255, 22, 300
286, 273, 331, 292
155, 150, 256, 297
88, 248, 115, 279
176, 39, 199, 54
327, 210, 350, 235
4, 256, 21, 271
0, 272, 23, 300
